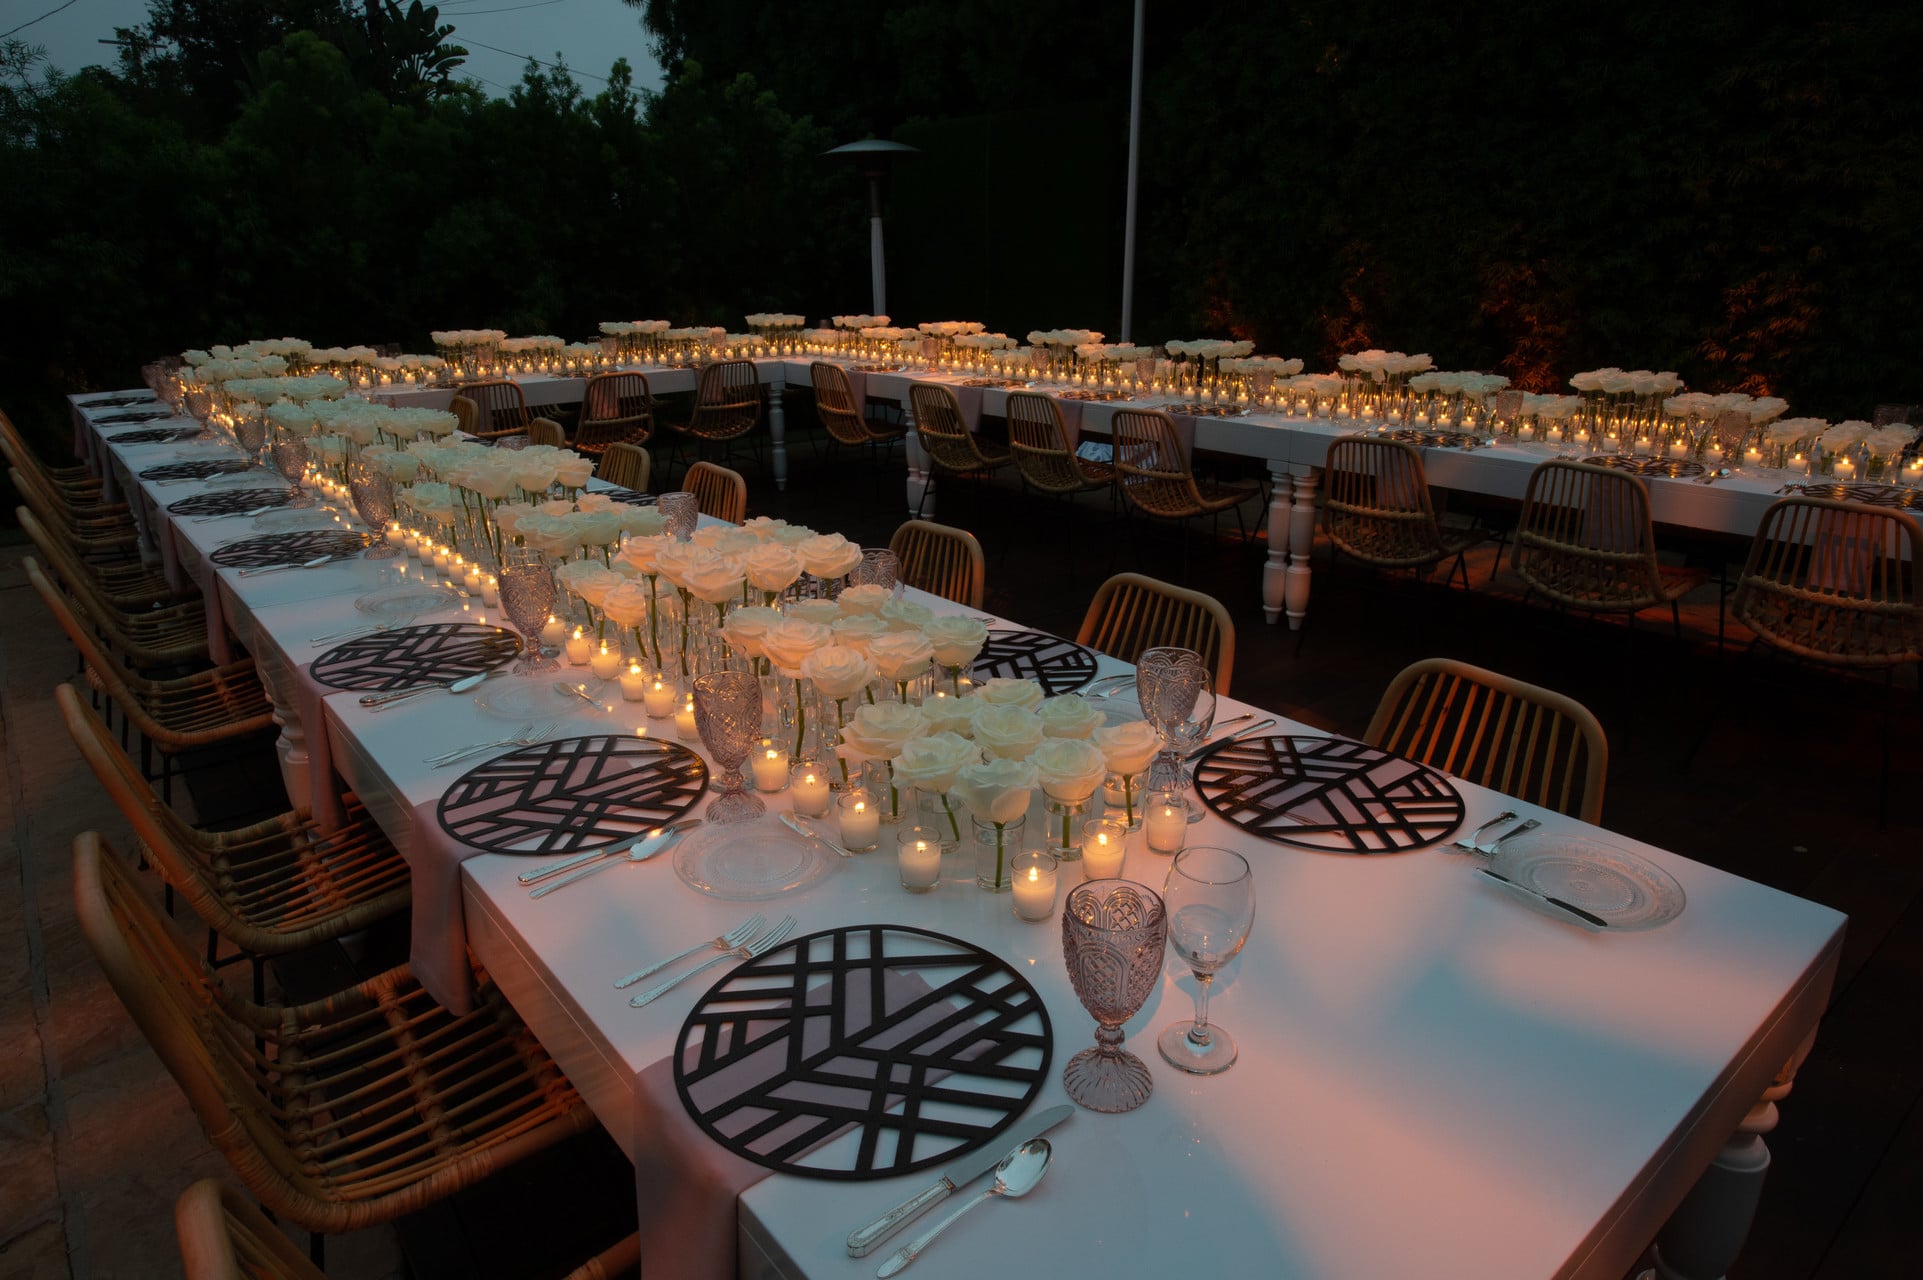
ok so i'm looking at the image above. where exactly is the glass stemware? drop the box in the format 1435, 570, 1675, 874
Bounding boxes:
1060, 879, 1166, 1113
347, 461, 401, 559
1167, 677, 1215, 821
692, 669, 765, 824
1157, 847, 1255, 1075
269, 435, 314, 508
232, 406, 268, 467
850, 548, 898, 590
499, 547, 559, 674
658, 491, 698, 541
1136, 646, 1207, 793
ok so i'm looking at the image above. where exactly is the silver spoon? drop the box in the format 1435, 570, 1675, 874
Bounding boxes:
361, 670, 489, 710
875, 1139, 1051, 1277
236, 555, 333, 577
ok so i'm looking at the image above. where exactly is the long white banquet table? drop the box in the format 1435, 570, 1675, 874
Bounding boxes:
73, 397, 1847, 1280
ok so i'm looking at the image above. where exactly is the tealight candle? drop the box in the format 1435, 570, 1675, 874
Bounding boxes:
897, 831, 941, 892
674, 695, 699, 740
564, 627, 592, 666
838, 791, 880, 852
790, 760, 832, 817
1744, 447, 1763, 467
1009, 851, 1059, 921
589, 642, 622, 681
752, 742, 789, 792
432, 547, 450, 571
643, 678, 676, 718
620, 662, 649, 701
404, 531, 422, 556
464, 566, 484, 593
1668, 439, 1691, 460
482, 575, 500, 607
1516, 423, 1534, 441
1834, 456, 1856, 479
1705, 444, 1725, 465
1634, 436, 1653, 457
1080, 820, 1126, 880
385, 526, 405, 546
540, 615, 566, 646
1145, 792, 1189, 855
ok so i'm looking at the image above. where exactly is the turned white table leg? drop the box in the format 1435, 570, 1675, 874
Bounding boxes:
766, 373, 788, 491
1284, 468, 1319, 630
1262, 461, 1292, 624
903, 402, 932, 518
247, 644, 311, 812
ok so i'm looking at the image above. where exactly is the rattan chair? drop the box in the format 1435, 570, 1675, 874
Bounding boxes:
10, 463, 186, 605
1364, 657, 1608, 825
1005, 391, 1114, 499
3, 408, 105, 500
31, 561, 271, 801
811, 361, 907, 454
907, 382, 1013, 517
596, 442, 652, 493
685, 460, 747, 524
449, 394, 480, 436
526, 416, 567, 448
1512, 460, 1709, 635
1111, 409, 1263, 540
1077, 572, 1236, 696
175, 1178, 641, 1280
575, 371, 657, 456
663, 360, 762, 479
890, 519, 985, 609
19, 507, 210, 670
8, 461, 143, 560
461, 379, 536, 442
73, 832, 591, 1266
1322, 436, 1488, 587
59, 684, 409, 977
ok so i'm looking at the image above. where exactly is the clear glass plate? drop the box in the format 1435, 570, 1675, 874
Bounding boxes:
1486, 835, 1686, 931
673, 818, 834, 901
252, 508, 340, 533
472, 677, 618, 721
354, 583, 460, 623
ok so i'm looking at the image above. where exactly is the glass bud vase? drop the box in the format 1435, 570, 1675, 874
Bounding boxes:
1043, 795, 1089, 861
914, 787, 964, 853
859, 760, 907, 825
973, 815, 1025, 893
1103, 770, 1147, 831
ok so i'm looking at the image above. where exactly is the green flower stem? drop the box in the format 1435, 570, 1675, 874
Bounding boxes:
646, 574, 662, 669
794, 679, 807, 758
994, 821, 1007, 889
1125, 775, 1137, 827
943, 795, 960, 843
1061, 809, 1072, 848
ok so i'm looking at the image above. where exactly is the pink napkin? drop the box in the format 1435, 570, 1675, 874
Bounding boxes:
291, 659, 349, 833
1056, 398, 1088, 449
840, 367, 869, 416
404, 792, 488, 1013
950, 384, 986, 432
632, 966, 979, 1280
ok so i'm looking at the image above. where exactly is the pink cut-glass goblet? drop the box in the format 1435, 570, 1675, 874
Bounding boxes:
692, 670, 765, 823
1061, 879, 1166, 1113
658, 491, 698, 541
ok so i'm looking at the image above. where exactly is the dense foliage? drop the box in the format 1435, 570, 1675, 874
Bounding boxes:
3, 0, 1919, 465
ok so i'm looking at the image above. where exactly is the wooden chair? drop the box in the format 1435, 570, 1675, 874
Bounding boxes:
890, 519, 985, 609
812, 361, 907, 455
526, 416, 566, 448
18, 507, 209, 671
1364, 657, 1608, 825
907, 382, 1013, 517
1322, 436, 1487, 588
663, 360, 762, 478
449, 393, 480, 436
596, 442, 652, 493
685, 459, 747, 524
1077, 572, 1236, 696
575, 371, 657, 456
59, 684, 409, 985
1005, 391, 1114, 499
461, 379, 536, 442
72, 832, 592, 1267
1111, 409, 1263, 540
32, 561, 271, 802
175, 1178, 641, 1280
1512, 460, 1709, 635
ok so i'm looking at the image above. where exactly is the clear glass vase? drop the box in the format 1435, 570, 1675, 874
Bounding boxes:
973, 815, 1025, 892
1103, 770, 1147, 830
914, 787, 964, 853
1043, 795, 1089, 861
859, 760, 908, 825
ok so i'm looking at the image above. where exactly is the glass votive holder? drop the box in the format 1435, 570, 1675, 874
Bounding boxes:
789, 759, 832, 818
752, 738, 789, 792
1144, 791, 1189, 855
1080, 819, 1126, 880
897, 827, 943, 892
837, 789, 881, 853
1009, 850, 1059, 921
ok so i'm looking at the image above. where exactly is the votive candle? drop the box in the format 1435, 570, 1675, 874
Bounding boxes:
1080, 820, 1126, 880
643, 679, 676, 718
620, 662, 649, 701
564, 627, 592, 666
790, 761, 832, 817
674, 694, 699, 740
482, 575, 500, 607
1009, 851, 1059, 921
752, 742, 789, 792
1145, 792, 1189, 855
898, 831, 941, 891
589, 642, 622, 680
540, 615, 566, 647
838, 792, 880, 852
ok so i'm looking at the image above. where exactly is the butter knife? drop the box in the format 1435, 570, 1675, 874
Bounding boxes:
517, 820, 699, 886
525, 824, 692, 897
845, 1104, 1074, 1257
1476, 866, 1610, 929
779, 812, 851, 857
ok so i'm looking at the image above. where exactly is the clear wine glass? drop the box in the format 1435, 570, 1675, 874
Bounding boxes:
692, 670, 764, 823
1157, 847, 1255, 1075
499, 547, 559, 674
1136, 646, 1206, 792
658, 491, 698, 541
1167, 677, 1215, 821
1061, 880, 1166, 1113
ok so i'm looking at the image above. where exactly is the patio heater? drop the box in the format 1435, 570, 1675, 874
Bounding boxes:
823, 140, 919, 316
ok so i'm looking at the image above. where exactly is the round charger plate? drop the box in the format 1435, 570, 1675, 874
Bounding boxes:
473, 677, 615, 721
1486, 835, 1686, 931
1192, 734, 1466, 852
672, 817, 835, 901
252, 508, 340, 533
437, 734, 707, 857
968, 630, 1101, 696
355, 583, 460, 623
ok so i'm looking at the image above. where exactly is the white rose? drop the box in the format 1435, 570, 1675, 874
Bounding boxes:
760, 618, 834, 676
743, 544, 803, 594
950, 758, 1038, 826
921, 695, 978, 737
868, 630, 935, 681
970, 677, 1045, 710
838, 702, 930, 762
784, 598, 843, 626
600, 581, 653, 627
837, 584, 892, 615
617, 533, 672, 575
796, 535, 859, 577
830, 614, 890, 653
1036, 694, 1104, 739
619, 506, 666, 538
971, 703, 1045, 760
682, 555, 747, 605
1092, 720, 1161, 774
891, 732, 981, 792
555, 456, 593, 488
1030, 737, 1107, 802
800, 645, 876, 699
880, 598, 935, 632
719, 604, 782, 657
922, 616, 988, 667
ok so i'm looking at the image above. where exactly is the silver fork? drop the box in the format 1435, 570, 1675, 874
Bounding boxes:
628, 917, 798, 1008
1452, 810, 1517, 852
613, 915, 765, 989
426, 720, 555, 768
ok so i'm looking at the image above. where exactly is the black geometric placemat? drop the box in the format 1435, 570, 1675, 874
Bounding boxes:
1781, 482, 1923, 509
1582, 455, 1705, 479
1388, 428, 1481, 448
600, 488, 657, 506
969, 630, 1101, 696
438, 734, 708, 856
95, 410, 177, 425
1056, 388, 1134, 402
166, 487, 294, 516
1193, 734, 1465, 853
209, 529, 371, 568
80, 395, 159, 408
310, 623, 521, 691
1168, 402, 1245, 417
107, 427, 202, 445
674, 925, 1052, 1180
139, 458, 254, 482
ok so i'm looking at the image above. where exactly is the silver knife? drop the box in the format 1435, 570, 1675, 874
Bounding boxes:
845, 1104, 1074, 1257
1186, 717, 1276, 761
779, 812, 850, 857
520, 821, 695, 888
1475, 866, 1610, 929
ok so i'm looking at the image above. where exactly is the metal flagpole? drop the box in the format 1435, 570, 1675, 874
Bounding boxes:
1119, 0, 1145, 341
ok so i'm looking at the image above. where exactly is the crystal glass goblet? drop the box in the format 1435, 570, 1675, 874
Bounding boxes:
232, 407, 268, 467
348, 461, 401, 559
499, 547, 559, 675
1157, 847, 1255, 1075
269, 436, 314, 508
659, 491, 698, 541
1136, 646, 1206, 792
693, 669, 765, 824
1166, 677, 1215, 821
850, 548, 898, 590
1061, 879, 1166, 1113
